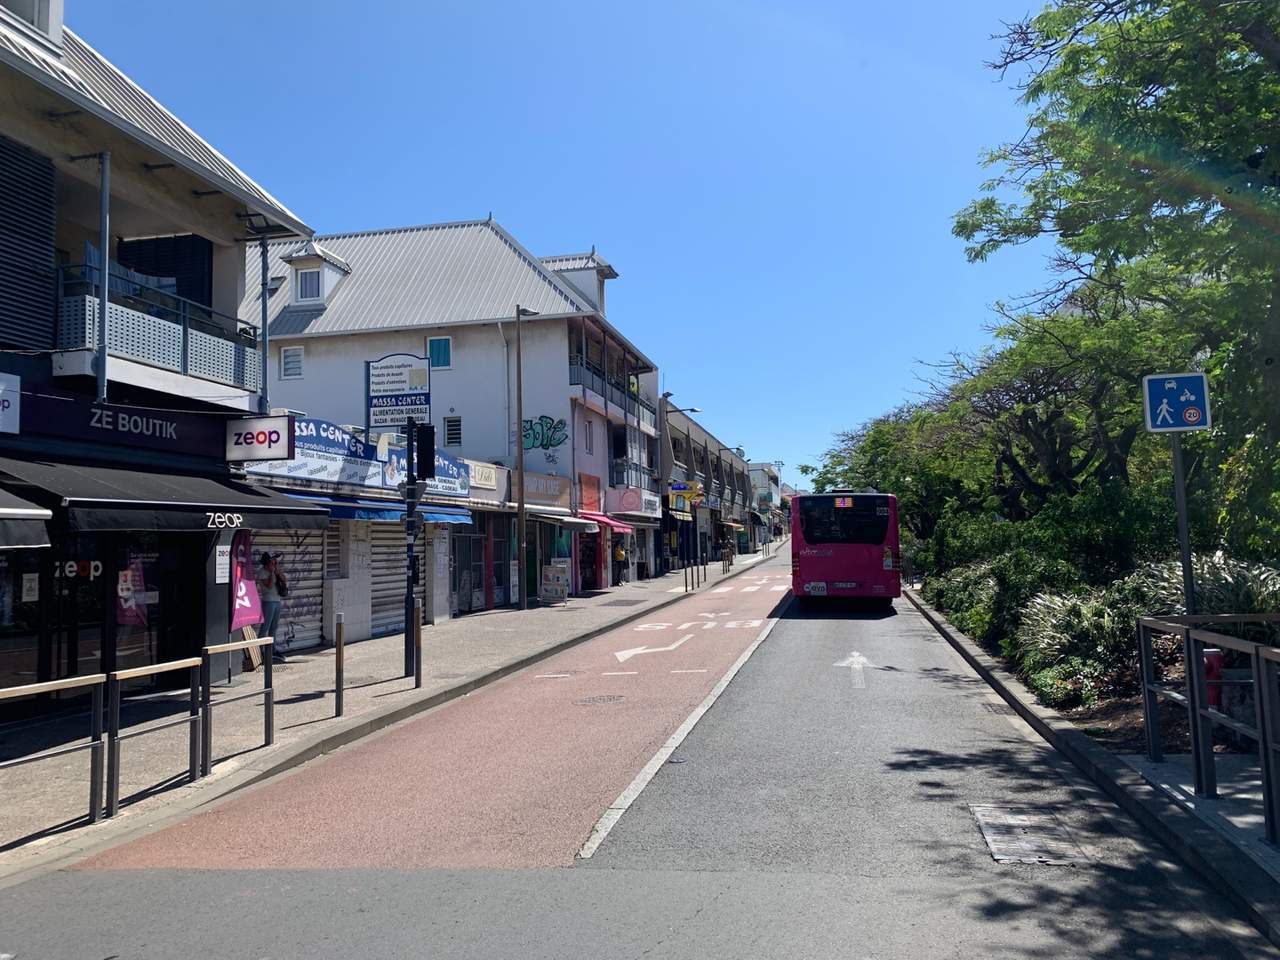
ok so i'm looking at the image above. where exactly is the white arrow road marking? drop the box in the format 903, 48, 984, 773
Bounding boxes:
833, 651, 875, 689
615, 633, 694, 663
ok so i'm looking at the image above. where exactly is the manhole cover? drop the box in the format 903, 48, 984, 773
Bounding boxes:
576, 695, 625, 705
970, 805, 1087, 865
602, 599, 646, 607
983, 702, 1015, 716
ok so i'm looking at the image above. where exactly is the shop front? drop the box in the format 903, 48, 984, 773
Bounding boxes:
0, 456, 327, 719
604, 485, 663, 581
518, 472, 588, 603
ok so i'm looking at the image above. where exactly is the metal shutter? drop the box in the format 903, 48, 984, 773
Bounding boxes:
325, 521, 343, 579
371, 521, 432, 635
0, 134, 55, 349
253, 528, 325, 650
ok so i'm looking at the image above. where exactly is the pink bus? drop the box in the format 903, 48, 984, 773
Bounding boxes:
791, 492, 901, 607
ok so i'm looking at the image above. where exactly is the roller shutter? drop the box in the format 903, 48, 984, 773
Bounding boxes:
253, 527, 325, 650
0, 134, 55, 348
370, 520, 431, 636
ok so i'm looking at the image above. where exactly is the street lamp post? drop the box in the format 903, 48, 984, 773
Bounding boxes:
515, 305, 539, 610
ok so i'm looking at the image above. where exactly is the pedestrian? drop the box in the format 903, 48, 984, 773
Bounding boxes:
613, 541, 627, 586
258, 551, 288, 662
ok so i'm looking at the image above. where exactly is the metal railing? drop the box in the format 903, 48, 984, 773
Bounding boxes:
56, 264, 262, 391
568, 356, 656, 428
611, 461, 658, 492
106, 657, 202, 817
200, 636, 275, 776
0, 674, 106, 824
1138, 614, 1280, 842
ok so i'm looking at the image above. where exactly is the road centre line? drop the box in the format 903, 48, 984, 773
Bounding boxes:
670, 669, 708, 674
578, 616, 782, 860
602, 671, 638, 676
536, 674, 572, 679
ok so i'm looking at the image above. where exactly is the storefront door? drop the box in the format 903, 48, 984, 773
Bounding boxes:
113, 532, 206, 690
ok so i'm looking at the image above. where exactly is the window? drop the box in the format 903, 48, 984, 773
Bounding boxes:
2, 0, 48, 32
427, 336, 452, 370
584, 417, 594, 454
279, 346, 304, 380
443, 416, 462, 446
296, 269, 321, 301
798, 496, 890, 545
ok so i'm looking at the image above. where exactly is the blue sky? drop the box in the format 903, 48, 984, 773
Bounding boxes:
72, 0, 1050, 489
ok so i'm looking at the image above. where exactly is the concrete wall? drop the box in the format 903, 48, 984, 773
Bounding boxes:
269, 319, 573, 473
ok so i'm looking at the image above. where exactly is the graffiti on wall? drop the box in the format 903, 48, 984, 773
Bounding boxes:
522, 415, 568, 451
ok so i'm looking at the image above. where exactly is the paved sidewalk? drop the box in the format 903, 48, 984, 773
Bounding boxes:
0, 544, 785, 875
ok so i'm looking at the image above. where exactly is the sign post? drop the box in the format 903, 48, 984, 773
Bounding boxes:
365, 354, 431, 676
1143, 372, 1211, 615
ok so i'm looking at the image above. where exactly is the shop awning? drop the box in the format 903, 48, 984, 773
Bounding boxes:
0, 488, 51, 548
668, 509, 694, 523
720, 520, 745, 530
420, 504, 472, 525
580, 511, 634, 535
529, 510, 598, 533
749, 510, 767, 525
615, 517, 660, 530
0, 458, 329, 531
284, 494, 471, 524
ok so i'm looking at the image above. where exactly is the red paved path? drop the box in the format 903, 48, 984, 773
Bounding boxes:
79, 568, 790, 870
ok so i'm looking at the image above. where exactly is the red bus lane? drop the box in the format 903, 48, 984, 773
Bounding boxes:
78, 569, 792, 872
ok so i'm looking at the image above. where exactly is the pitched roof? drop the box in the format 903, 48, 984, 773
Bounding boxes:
541, 251, 618, 279
241, 219, 598, 338
282, 240, 350, 273
0, 25, 309, 236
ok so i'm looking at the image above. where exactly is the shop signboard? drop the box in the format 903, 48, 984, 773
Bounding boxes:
23, 386, 226, 458
246, 418, 384, 488
579, 473, 602, 512
606, 486, 662, 518
523, 472, 571, 509
469, 461, 498, 490
230, 530, 262, 631
384, 445, 470, 497
225, 415, 295, 462
366, 353, 430, 430
540, 558, 570, 603
0, 372, 18, 434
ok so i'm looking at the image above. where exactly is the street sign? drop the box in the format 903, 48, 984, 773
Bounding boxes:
366, 353, 430, 430
1143, 372, 1211, 433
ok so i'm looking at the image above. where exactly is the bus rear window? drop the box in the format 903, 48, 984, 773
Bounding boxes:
798, 497, 890, 545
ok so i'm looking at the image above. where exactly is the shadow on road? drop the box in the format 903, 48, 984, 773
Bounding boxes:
779, 596, 899, 622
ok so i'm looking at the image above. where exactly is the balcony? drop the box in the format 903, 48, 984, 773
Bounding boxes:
56, 265, 261, 393
570, 355, 657, 431
611, 460, 658, 492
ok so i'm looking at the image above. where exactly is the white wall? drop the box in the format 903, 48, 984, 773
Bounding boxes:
269, 319, 572, 472
573, 401, 608, 508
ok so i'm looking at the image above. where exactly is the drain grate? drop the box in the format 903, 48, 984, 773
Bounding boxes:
983, 702, 1015, 716
577, 694, 625, 705
602, 599, 646, 607
969, 805, 1087, 865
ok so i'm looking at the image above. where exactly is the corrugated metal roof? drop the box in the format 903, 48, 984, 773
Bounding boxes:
282, 240, 351, 273
0, 25, 309, 236
541, 251, 618, 278
241, 219, 596, 338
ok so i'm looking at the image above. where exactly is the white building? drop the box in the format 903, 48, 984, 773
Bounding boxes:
750, 462, 783, 538
242, 219, 663, 608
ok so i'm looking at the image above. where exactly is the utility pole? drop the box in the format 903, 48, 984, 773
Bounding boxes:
515, 304, 528, 609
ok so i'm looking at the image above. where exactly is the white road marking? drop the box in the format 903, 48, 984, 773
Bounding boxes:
614, 633, 694, 663
771, 585, 788, 591
741, 586, 760, 592
670, 669, 708, 674
603, 671, 638, 676
536, 673, 572, 679
833, 650, 875, 689
712, 587, 733, 593
578, 616, 782, 859
667, 587, 685, 593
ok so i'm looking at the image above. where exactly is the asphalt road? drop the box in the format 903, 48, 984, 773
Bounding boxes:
0, 549, 1273, 959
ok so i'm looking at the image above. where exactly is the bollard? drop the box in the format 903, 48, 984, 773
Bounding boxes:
200, 654, 212, 777
335, 612, 345, 717
188, 663, 201, 782
105, 675, 120, 817
414, 598, 424, 689
89, 681, 104, 823
263, 644, 274, 747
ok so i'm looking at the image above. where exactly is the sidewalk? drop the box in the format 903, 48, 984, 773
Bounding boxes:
0, 543, 786, 877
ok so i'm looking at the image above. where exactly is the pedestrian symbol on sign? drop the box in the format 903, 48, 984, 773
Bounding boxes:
1142, 373, 1210, 434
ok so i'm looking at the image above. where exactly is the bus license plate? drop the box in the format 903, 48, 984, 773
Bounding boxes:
804, 581, 827, 596
834, 582, 860, 589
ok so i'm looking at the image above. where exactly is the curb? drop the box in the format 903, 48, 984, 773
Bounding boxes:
0, 548, 784, 888
904, 587, 1280, 950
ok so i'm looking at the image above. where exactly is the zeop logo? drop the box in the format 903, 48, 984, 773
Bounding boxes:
232, 428, 283, 448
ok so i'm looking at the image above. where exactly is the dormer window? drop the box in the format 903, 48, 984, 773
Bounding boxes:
296, 269, 321, 302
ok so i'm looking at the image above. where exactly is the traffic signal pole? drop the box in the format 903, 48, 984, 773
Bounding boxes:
404, 416, 419, 676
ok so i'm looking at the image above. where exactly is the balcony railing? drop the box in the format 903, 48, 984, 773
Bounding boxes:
569, 355, 657, 429
611, 461, 658, 492
56, 264, 261, 392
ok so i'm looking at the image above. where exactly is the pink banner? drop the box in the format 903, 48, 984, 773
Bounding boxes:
230, 530, 263, 631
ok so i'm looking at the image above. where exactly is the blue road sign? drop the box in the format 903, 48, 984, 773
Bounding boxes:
1143, 372, 1211, 432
